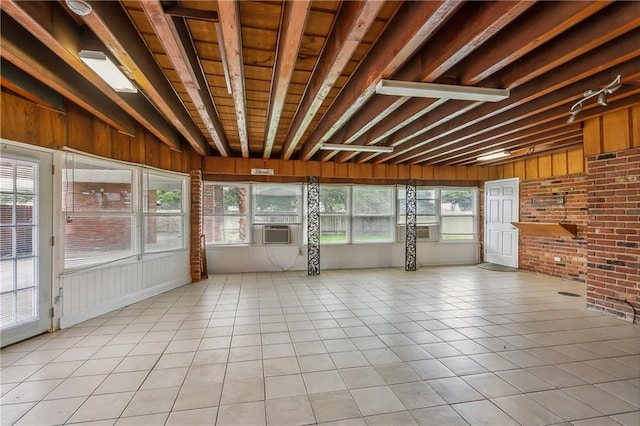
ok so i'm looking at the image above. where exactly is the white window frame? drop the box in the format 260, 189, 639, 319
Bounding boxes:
351, 185, 396, 244
60, 153, 139, 271
253, 183, 303, 224
439, 187, 478, 242
142, 168, 188, 254
319, 184, 350, 245
203, 182, 251, 246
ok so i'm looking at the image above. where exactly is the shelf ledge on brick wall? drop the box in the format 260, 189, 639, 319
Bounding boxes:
511, 222, 578, 238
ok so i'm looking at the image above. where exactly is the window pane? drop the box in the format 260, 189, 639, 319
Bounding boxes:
441, 190, 473, 215
441, 216, 475, 240
320, 216, 348, 243
203, 216, 249, 244
204, 184, 249, 215
320, 187, 348, 213
398, 188, 435, 223
63, 157, 133, 213
145, 216, 184, 252
353, 216, 393, 242
353, 187, 393, 215
64, 215, 134, 268
144, 173, 183, 213
254, 184, 301, 223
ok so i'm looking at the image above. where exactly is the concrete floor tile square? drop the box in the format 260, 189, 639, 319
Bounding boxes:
390, 380, 446, 409
309, 390, 362, 423
492, 394, 565, 425
303, 370, 347, 394
266, 395, 316, 426
216, 401, 266, 426
265, 374, 306, 399
174, 382, 223, 410
165, 407, 218, 426
365, 411, 418, 426
350, 385, 404, 416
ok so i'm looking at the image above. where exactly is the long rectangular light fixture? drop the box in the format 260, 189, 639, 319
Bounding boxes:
320, 143, 393, 153
477, 151, 510, 162
79, 50, 137, 93
376, 80, 509, 102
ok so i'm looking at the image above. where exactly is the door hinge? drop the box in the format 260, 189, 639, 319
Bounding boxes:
50, 236, 55, 246
52, 164, 55, 175
49, 307, 54, 318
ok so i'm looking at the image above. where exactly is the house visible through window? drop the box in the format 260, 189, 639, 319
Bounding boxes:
143, 170, 186, 253
202, 183, 249, 245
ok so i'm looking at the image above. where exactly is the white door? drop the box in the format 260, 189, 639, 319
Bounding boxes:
1, 142, 53, 347
484, 178, 519, 268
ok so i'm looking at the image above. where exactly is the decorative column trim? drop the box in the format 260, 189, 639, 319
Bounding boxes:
405, 179, 417, 271
190, 170, 203, 281
307, 176, 320, 275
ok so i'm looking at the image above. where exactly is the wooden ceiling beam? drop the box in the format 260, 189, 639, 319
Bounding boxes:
84, 1, 210, 156
352, 1, 614, 163
1, 0, 184, 149
140, 0, 231, 156
217, 0, 250, 158
280, 0, 386, 160
460, 1, 612, 85
408, 88, 640, 165
447, 128, 584, 166
498, 1, 640, 88
0, 14, 139, 135
263, 0, 311, 159
366, 30, 640, 164
294, 1, 462, 161
0, 59, 65, 112
334, 98, 446, 163
313, 1, 534, 162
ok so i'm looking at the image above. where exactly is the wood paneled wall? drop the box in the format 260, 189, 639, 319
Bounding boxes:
202, 157, 498, 184
584, 105, 640, 156
1, 89, 200, 173
493, 147, 586, 180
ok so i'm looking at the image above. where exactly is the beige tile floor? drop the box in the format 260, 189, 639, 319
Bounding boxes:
1, 266, 639, 425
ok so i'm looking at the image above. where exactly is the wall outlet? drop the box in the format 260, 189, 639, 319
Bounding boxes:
554, 256, 561, 262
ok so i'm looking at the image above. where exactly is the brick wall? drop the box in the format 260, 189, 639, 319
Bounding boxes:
519, 174, 588, 282
190, 171, 202, 281
586, 147, 640, 322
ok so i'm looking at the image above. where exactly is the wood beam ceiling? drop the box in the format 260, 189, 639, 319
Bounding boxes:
280, 0, 386, 160
81, 1, 210, 156
216, 0, 249, 158
140, 0, 230, 156
262, 0, 311, 159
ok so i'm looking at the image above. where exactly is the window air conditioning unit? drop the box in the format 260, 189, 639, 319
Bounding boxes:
263, 225, 291, 244
398, 225, 437, 242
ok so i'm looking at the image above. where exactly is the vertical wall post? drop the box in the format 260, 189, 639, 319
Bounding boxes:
405, 179, 417, 271
190, 170, 203, 281
307, 176, 320, 275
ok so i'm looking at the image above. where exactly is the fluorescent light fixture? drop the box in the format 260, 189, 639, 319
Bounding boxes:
320, 143, 393, 153
78, 50, 137, 93
376, 80, 509, 102
477, 151, 510, 162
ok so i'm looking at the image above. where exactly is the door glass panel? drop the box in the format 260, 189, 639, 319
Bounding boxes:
0, 158, 39, 330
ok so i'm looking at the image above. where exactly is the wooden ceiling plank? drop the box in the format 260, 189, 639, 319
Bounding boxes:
84, 1, 209, 156
293, 1, 462, 161
367, 29, 640, 164
499, 1, 640, 88
263, 0, 311, 159
310, 1, 533, 162
407, 88, 640, 165
461, 1, 612, 85
1, 0, 186, 149
0, 17, 137, 135
279, 0, 386, 160
140, 0, 231, 156
217, 0, 250, 158
447, 129, 584, 166
1, 60, 65, 111
333, 98, 446, 163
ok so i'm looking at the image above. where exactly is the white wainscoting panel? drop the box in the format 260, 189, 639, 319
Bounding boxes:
59, 251, 190, 328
